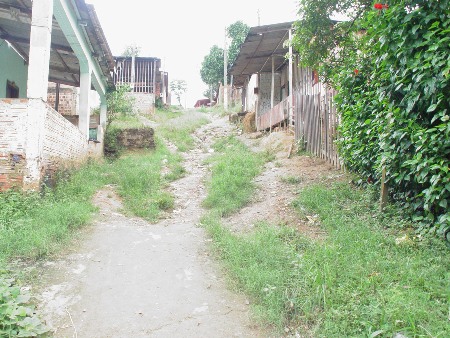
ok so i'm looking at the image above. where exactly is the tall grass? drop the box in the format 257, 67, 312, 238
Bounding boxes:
203, 136, 266, 216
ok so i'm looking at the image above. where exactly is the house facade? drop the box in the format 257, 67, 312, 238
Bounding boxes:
230, 22, 341, 168
0, 0, 114, 191
113, 56, 169, 114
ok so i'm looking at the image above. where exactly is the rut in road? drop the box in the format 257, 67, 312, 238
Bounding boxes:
36, 115, 264, 337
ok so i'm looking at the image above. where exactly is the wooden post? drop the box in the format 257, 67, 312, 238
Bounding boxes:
288, 28, 294, 127
380, 167, 389, 211
224, 28, 228, 111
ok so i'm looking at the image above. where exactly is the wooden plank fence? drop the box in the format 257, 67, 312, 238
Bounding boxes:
257, 96, 290, 131
293, 67, 341, 169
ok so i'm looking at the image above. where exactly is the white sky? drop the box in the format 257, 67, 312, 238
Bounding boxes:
86, 0, 299, 107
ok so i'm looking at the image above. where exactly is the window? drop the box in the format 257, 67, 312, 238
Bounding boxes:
6, 80, 19, 98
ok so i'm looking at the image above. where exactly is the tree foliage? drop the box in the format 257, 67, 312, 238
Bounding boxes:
293, 0, 450, 235
200, 21, 250, 96
122, 44, 141, 57
170, 79, 187, 106
200, 45, 225, 95
227, 21, 250, 67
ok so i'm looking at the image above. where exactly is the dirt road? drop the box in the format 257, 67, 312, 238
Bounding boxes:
35, 116, 262, 337
34, 114, 338, 337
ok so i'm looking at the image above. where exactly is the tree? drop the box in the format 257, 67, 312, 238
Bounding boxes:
122, 44, 141, 57
200, 21, 249, 97
227, 21, 250, 67
292, 0, 372, 82
200, 45, 224, 96
170, 80, 187, 106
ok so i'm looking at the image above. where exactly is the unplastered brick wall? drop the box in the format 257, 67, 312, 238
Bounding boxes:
258, 73, 281, 115
0, 99, 28, 190
47, 84, 78, 115
43, 105, 88, 179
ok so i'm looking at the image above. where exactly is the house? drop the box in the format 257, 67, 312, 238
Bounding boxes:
230, 22, 341, 168
0, 0, 114, 191
113, 56, 169, 114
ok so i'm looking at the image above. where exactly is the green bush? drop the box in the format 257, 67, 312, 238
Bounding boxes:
337, 1, 450, 235
104, 126, 123, 159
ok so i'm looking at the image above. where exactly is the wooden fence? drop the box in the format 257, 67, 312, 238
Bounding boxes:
257, 96, 290, 131
293, 67, 341, 169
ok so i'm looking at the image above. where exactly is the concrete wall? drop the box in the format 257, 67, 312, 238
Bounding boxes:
258, 72, 281, 116
0, 99, 90, 190
129, 93, 155, 115
245, 75, 258, 112
0, 39, 28, 99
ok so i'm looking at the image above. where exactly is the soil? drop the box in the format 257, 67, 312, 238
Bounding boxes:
31, 113, 340, 337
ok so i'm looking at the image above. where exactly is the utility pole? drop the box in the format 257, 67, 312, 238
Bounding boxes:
257, 9, 261, 26
224, 27, 228, 111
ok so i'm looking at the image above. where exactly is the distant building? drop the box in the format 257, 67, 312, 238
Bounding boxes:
113, 56, 170, 114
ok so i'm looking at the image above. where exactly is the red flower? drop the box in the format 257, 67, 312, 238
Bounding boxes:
354, 69, 359, 75
374, 3, 389, 10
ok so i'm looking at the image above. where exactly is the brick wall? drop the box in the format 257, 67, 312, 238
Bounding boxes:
42, 105, 88, 182
0, 99, 90, 191
47, 85, 78, 115
0, 99, 28, 190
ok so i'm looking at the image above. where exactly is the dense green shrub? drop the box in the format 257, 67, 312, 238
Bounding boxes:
294, 0, 450, 235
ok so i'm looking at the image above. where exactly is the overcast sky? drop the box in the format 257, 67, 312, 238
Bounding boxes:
87, 0, 299, 107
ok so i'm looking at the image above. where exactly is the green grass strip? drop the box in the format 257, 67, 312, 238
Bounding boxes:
203, 136, 266, 216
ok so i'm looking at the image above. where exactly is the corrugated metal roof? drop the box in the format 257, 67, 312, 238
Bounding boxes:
0, 0, 114, 87
230, 22, 293, 87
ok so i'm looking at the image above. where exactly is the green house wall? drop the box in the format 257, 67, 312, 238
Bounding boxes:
0, 39, 28, 98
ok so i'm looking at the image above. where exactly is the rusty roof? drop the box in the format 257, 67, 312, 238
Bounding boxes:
0, 0, 114, 87
230, 21, 294, 87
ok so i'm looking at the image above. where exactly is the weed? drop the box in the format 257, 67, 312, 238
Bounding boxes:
288, 183, 450, 337
201, 149, 450, 336
281, 176, 302, 185
0, 276, 49, 337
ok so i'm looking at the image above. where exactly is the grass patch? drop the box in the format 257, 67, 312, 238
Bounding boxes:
290, 183, 450, 337
109, 138, 177, 221
203, 136, 266, 216
157, 112, 210, 151
109, 114, 144, 129
153, 107, 183, 122
200, 149, 450, 337
0, 163, 105, 265
201, 214, 306, 330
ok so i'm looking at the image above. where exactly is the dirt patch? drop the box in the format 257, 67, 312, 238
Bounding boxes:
227, 130, 344, 239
